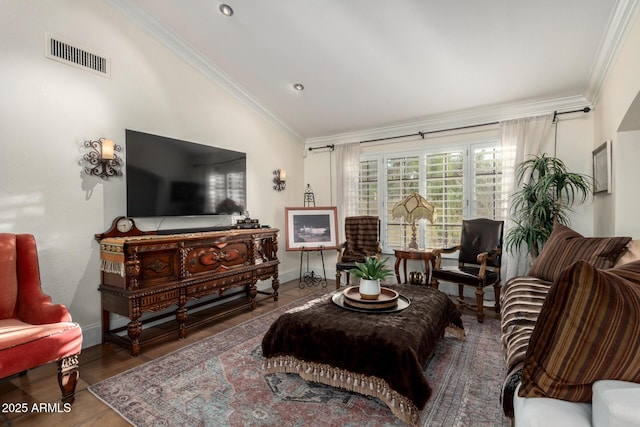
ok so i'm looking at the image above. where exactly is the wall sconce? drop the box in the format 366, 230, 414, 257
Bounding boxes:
83, 138, 123, 179
273, 169, 286, 191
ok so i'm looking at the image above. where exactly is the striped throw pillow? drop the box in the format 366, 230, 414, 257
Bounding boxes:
528, 224, 630, 282
519, 260, 640, 402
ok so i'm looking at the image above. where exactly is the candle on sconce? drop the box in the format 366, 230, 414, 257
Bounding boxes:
280, 169, 286, 181
101, 139, 115, 160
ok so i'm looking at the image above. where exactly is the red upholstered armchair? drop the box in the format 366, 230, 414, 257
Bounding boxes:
0, 234, 82, 404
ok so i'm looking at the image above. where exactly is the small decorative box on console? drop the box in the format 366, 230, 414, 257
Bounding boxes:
231, 218, 260, 229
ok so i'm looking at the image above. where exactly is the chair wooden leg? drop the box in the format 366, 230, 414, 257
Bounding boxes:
335, 271, 341, 290
475, 287, 485, 323
458, 284, 464, 299
494, 282, 501, 313
57, 354, 79, 405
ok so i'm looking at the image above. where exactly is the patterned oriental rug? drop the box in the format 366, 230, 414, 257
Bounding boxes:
89, 292, 510, 426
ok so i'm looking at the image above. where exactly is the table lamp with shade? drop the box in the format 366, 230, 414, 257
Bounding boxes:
392, 193, 436, 249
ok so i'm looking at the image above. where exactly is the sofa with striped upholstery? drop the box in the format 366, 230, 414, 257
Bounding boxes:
500, 225, 640, 426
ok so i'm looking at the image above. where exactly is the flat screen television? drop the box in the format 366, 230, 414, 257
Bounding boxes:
125, 130, 246, 218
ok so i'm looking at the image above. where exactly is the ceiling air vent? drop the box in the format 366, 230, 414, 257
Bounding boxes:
45, 33, 110, 78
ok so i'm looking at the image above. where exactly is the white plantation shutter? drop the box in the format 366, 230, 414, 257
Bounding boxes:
473, 145, 506, 221
385, 154, 420, 248
358, 158, 379, 216
424, 150, 464, 248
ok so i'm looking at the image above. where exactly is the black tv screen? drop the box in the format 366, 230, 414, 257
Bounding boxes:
125, 130, 246, 218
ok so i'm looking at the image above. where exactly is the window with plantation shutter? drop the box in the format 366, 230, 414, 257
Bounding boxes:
358, 140, 505, 253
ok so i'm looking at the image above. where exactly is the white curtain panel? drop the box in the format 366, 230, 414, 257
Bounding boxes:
500, 114, 554, 279
335, 142, 361, 234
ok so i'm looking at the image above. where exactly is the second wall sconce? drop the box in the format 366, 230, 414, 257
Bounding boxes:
273, 169, 286, 191
83, 138, 123, 179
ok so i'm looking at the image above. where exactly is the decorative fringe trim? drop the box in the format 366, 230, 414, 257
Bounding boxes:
263, 356, 421, 427
445, 323, 466, 340
100, 259, 125, 277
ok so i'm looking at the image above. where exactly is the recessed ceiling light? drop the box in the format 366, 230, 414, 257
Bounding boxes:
293, 83, 304, 91
219, 4, 233, 16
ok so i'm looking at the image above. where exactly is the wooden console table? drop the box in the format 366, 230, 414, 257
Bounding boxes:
96, 227, 279, 356
393, 248, 434, 287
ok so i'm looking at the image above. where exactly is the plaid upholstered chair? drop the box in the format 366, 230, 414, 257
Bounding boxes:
335, 216, 381, 290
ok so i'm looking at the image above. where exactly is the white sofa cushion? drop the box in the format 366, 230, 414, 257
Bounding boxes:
513, 383, 592, 427
592, 380, 640, 427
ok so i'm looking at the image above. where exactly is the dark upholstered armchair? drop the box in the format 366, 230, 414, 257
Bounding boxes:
0, 234, 83, 404
431, 218, 504, 322
335, 216, 381, 290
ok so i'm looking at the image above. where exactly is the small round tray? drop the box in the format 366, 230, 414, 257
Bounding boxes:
332, 291, 411, 313
343, 286, 399, 310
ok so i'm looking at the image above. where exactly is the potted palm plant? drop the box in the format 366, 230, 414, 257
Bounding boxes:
505, 154, 593, 259
349, 257, 393, 300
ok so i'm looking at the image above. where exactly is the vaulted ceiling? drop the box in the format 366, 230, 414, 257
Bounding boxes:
111, 0, 638, 142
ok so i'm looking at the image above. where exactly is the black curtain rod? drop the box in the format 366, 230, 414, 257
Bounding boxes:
552, 107, 591, 122
357, 107, 592, 145
307, 144, 335, 152
306, 107, 591, 150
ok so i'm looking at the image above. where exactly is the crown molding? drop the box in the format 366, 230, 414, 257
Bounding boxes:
586, 0, 640, 105
305, 96, 591, 147
107, 0, 303, 143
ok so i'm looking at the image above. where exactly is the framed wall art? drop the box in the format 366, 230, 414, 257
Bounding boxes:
593, 140, 612, 194
285, 206, 339, 251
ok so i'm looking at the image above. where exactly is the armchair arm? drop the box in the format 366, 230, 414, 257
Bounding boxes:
22, 297, 72, 324
432, 245, 462, 269
476, 248, 501, 264
476, 248, 501, 279
336, 242, 348, 263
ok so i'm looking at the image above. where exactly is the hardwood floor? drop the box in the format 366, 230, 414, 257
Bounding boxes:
0, 280, 332, 427
0, 279, 497, 427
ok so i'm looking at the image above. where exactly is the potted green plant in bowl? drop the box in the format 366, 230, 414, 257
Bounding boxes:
349, 256, 393, 300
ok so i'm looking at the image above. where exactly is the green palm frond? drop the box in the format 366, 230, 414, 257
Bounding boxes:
506, 154, 593, 258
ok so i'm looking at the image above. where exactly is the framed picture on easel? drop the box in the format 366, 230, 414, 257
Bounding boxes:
593, 140, 612, 194
285, 206, 339, 251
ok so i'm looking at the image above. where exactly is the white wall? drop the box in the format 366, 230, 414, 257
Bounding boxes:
551, 112, 596, 236
615, 130, 640, 237
0, 0, 304, 348
594, 9, 640, 237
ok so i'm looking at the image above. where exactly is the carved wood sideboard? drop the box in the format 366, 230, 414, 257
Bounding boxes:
96, 228, 279, 356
